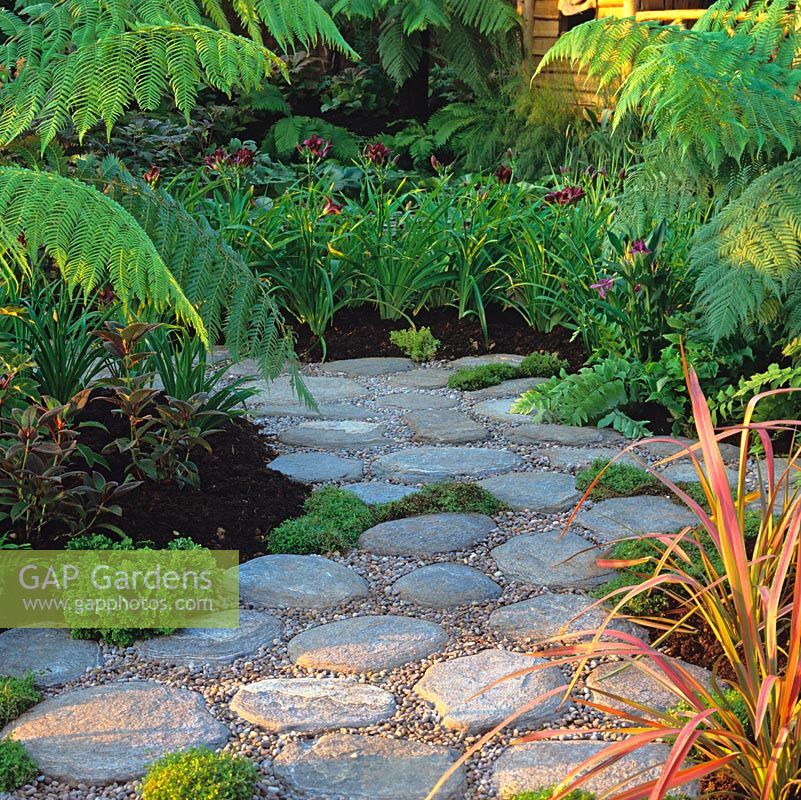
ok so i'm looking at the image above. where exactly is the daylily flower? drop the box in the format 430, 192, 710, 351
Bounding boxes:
629, 239, 652, 257
590, 276, 616, 299
202, 147, 230, 169
299, 135, 332, 159
494, 165, 513, 184
544, 185, 585, 205
322, 197, 343, 216
364, 142, 392, 166
17, 232, 26, 247
430, 155, 442, 172
97, 285, 117, 305
142, 165, 161, 185
231, 147, 256, 167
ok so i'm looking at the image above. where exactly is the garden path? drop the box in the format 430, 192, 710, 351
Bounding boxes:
0, 356, 711, 800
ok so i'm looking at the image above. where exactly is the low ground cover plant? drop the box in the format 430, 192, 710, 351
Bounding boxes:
0, 738, 38, 791
575, 458, 659, 500
0, 674, 40, 727
448, 352, 569, 391
371, 481, 507, 523
389, 327, 441, 362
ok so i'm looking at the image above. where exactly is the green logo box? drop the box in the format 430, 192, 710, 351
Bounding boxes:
0, 550, 240, 629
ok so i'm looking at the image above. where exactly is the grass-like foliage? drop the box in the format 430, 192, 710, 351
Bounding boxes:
142, 747, 258, 800
0, 673, 40, 728
0, 738, 38, 792
371, 481, 506, 523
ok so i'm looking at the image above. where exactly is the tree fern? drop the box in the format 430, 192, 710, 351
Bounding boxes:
0, 166, 204, 336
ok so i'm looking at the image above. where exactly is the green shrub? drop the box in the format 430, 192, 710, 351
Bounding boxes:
0, 674, 41, 727
372, 481, 506, 524
268, 487, 372, 555
518, 352, 570, 378
447, 363, 519, 391
0, 738, 38, 791
513, 788, 595, 800
389, 327, 440, 362
576, 458, 659, 500
142, 747, 258, 800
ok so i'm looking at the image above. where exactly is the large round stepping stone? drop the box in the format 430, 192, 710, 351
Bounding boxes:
317, 357, 413, 377
0, 629, 101, 688
341, 482, 419, 505
545, 446, 638, 471
478, 472, 580, 512
577, 496, 697, 543
373, 446, 524, 484
414, 649, 563, 733
376, 393, 456, 411
1, 681, 229, 785
644, 436, 739, 463
471, 398, 533, 424
135, 610, 282, 668
288, 615, 448, 673
252, 375, 369, 404
489, 593, 644, 641
658, 462, 738, 487
231, 678, 396, 734
240, 555, 368, 608
465, 377, 547, 400
252, 401, 374, 420
493, 741, 698, 798
269, 452, 364, 482
387, 369, 453, 389
359, 512, 496, 556
587, 659, 713, 717
508, 423, 619, 446
491, 531, 612, 588
279, 420, 388, 450
405, 409, 489, 444
393, 563, 501, 607
451, 354, 525, 368
273, 733, 466, 800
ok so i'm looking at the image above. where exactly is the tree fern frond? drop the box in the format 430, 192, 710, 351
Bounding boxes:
448, 0, 519, 34
378, 9, 422, 84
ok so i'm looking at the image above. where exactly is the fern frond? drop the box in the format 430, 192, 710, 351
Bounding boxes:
378, 8, 423, 84
448, 0, 519, 34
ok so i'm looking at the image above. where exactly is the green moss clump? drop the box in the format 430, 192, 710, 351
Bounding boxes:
0, 738, 38, 791
0, 674, 41, 728
372, 481, 506, 523
268, 486, 372, 555
576, 458, 659, 500
518, 351, 569, 378
590, 572, 670, 616
389, 327, 440, 362
513, 788, 595, 800
142, 748, 258, 800
447, 363, 520, 391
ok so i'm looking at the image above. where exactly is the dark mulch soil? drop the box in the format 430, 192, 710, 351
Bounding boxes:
22, 393, 308, 561
291, 305, 587, 369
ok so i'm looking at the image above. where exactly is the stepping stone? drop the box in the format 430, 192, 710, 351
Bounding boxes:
0, 629, 101, 688
273, 733, 466, 800
509, 423, 622, 446
644, 436, 739, 464
658, 462, 738, 486
577, 496, 697, 543
387, 369, 453, 390
269, 453, 364, 482
288, 615, 448, 673
135, 610, 282, 668
450, 354, 525, 368
471, 398, 532, 424
489, 593, 644, 642
230, 678, 396, 734
587, 659, 713, 717
359, 512, 496, 556
491, 531, 612, 589
240, 555, 368, 608
1, 681, 228, 785
252, 402, 374, 420
414, 649, 563, 733
279, 420, 388, 450
404, 410, 489, 444
493, 740, 698, 798
478, 472, 580, 512
317, 357, 413, 377
341, 482, 419, 505
392, 564, 501, 607
373, 446, 524, 484
545, 446, 638, 471
376, 393, 456, 411
252, 375, 369, 405
465, 377, 547, 400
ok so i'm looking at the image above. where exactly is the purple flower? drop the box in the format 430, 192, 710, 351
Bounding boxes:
590, 276, 616, 299
231, 147, 256, 166
299, 135, 333, 159
202, 146, 230, 169
544, 185, 586, 206
322, 197, 343, 216
364, 142, 392, 166
494, 165, 513, 184
629, 239, 652, 257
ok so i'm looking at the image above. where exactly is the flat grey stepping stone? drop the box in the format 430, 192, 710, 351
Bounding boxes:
359, 512, 496, 556
1, 681, 228, 785
645, 436, 739, 463
273, 733, 466, 800
414, 649, 562, 733
471, 398, 533, 424
493, 741, 698, 798
450, 354, 525, 368
231, 678, 395, 734
135, 610, 282, 668
465, 377, 547, 400
492, 531, 612, 588
405, 410, 488, 444
587, 659, 713, 717
478, 472, 580, 512
317, 357, 413, 376
279, 420, 387, 450
376, 393, 456, 411
545, 446, 638, 470
577, 496, 697, 543
387, 369, 453, 389
0, 629, 101, 688
252, 375, 369, 405
489, 593, 644, 641
288, 615, 448, 673
252, 401, 374, 420
658, 462, 738, 486
341, 482, 419, 505
393, 564, 501, 607
508, 423, 621, 446
270, 452, 363, 482
373, 446, 524, 484
240, 555, 368, 608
